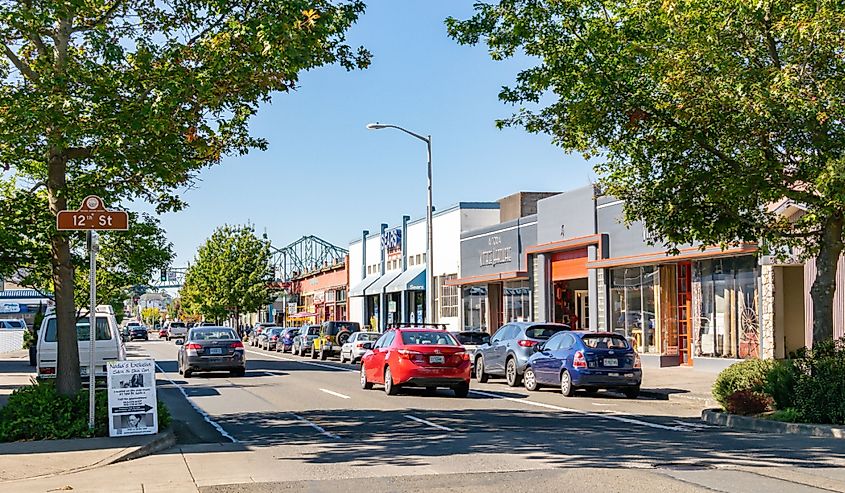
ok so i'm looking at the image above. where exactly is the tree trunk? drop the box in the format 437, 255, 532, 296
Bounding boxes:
47, 147, 81, 396
810, 214, 844, 346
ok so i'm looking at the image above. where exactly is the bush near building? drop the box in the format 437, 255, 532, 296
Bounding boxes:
0, 381, 171, 442
713, 338, 845, 425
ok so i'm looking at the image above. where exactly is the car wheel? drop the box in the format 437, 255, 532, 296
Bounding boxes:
339, 353, 346, 364
505, 358, 522, 387
475, 356, 489, 383
560, 369, 575, 397
183, 369, 193, 378
424, 386, 437, 395
311, 347, 318, 359
360, 365, 373, 390
320, 348, 328, 360
523, 366, 539, 391
453, 381, 470, 398
623, 386, 640, 399
384, 366, 399, 395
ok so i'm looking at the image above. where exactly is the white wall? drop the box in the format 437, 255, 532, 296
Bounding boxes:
0, 330, 24, 354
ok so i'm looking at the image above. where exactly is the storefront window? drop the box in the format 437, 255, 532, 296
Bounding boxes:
503, 281, 530, 323
695, 256, 760, 359
439, 275, 459, 318
463, 287, 487, 331
610, 266, 659, 353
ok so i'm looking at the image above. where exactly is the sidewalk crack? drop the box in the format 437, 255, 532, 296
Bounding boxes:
181, 449, 200, 492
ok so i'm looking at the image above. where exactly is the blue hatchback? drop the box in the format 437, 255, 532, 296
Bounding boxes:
523, 331, 642, 398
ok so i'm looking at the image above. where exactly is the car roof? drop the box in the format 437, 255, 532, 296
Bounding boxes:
508, 321, 570, 327
571, 331, 623, 337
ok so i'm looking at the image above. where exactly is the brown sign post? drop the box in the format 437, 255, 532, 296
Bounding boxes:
57, 195, 129, 231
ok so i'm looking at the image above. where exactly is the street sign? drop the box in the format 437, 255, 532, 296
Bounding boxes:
107, 359, 158, 437
56, 195, 129, 231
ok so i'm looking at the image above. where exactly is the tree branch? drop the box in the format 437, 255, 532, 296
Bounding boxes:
2, 43, 38, 81
72, 0, 126, 33
762, 6, 782, 70
64, 147, 94, 160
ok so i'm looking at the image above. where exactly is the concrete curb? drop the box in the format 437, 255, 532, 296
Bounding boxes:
701, 409, 845, 439
639, 389, 717, 407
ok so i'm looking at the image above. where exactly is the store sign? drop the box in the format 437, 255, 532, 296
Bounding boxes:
381, 228, 402, 255
0, 303, 20, 314
107, 360, 158, 437
479, 236, 513, 267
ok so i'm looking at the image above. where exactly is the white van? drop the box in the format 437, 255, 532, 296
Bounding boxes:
36, 305, 126, 378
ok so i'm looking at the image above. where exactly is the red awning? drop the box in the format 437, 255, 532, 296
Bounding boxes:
289, 311, 317, 319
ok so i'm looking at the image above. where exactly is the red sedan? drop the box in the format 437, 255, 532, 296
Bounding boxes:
360, 328, 471, 397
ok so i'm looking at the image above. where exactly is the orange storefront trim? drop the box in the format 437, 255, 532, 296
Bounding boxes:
551, 248, 589, 281
586, 243, 758, 269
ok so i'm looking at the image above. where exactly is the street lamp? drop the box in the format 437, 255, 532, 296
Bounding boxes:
367, 122, 434, 324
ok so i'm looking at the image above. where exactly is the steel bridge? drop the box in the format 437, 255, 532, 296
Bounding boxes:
270, 235, 348, 282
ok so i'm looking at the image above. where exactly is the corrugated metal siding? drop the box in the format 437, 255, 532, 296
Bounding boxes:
804, 256, 845, 345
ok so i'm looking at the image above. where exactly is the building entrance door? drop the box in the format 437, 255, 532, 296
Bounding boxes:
677, 262, 693, 365
574, 291, 589, 329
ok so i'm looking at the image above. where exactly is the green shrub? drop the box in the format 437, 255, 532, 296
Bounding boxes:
764, 408, 800, 423
763, 359, 799, 410
713, 359, 774, 409
793, 339, 845, 425
0, 381, 172, 441
724, 390, 772, 415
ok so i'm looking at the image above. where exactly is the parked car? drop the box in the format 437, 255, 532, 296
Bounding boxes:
36, 305, 126, 379
292, 325, 320, 356
313, 321, 360, 360
452, 330, 490, 370
474, 322, 572, 387
339, 331, 381, 364
523, 331, 641, 398
158, 328, 168, 339
164, 321, 188, 341
0, 319, 27, 329
276, 327, 300, 353
128, 324, 149, 341
360, 327, 471, 397
176, 326, 245, 378
249, 323, 276, 347
258, 327, 285, 351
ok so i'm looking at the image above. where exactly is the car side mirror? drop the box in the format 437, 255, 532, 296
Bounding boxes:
175, 339, 184, 345
361, 342, 373, 350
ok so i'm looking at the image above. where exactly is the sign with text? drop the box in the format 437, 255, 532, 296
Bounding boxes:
381, 227, 402, 256
107, 359, 158, 437
57, 195, 129, 231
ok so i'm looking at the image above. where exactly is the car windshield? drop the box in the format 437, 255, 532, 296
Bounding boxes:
267, 328, 284, 336
44, 317, 112, 342
357, 333, 380, 341
582, 334, 629, 349
170, 322, 186, 328
456, 332, 488, 345
524, 325, 570, 340
401, 331, 459, 346
190, 329, 237, 341
307, 327, 320, 336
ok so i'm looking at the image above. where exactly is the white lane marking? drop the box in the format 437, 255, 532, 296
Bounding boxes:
672, 420, 713, 429
291, 413, 340, 439
404, 414, 455, 432
592, 402, 617, 406
154, 363, 238, 443
245, 348, 356, 373
320, 388, 351, 399
469, 389, 686, 432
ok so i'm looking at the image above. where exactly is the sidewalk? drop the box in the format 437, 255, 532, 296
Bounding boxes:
640, 366, 718, 408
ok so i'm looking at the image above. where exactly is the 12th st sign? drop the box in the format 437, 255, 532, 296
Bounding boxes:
56, 195, 128, 231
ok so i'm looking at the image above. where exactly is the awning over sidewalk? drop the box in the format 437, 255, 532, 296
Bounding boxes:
364, 271, 402, 296
385, 265, 426, 293
349, 273, 381, 297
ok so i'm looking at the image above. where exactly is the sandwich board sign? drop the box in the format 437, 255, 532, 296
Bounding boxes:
107, 360, 158, 437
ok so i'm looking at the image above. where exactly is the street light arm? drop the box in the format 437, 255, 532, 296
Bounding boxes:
368, 123, 430, 144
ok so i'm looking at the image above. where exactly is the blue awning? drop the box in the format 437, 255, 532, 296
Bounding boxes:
385, 265, 426, 293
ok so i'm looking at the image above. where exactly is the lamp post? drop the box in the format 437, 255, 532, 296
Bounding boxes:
366, 123, 434, 324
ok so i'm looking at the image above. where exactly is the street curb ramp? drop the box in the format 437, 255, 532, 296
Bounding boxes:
702, 409, 845, 439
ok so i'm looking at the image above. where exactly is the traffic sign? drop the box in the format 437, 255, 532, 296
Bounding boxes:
56, 195, 128, 231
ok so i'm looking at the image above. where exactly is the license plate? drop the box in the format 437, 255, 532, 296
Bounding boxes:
429, 355, 445, 364
209, 348, 223, 355
603, 358, 618, 367
608, 372, 620, 377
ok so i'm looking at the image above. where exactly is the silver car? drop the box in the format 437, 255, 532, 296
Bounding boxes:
177, 327, 245, 378
338, 331, 381, 364
474, 322, 571, 387
292, 325, 320, 357
452, 331, 490, 369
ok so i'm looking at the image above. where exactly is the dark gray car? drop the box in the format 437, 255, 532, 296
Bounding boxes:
177, 327, 245, 378
474, 322, 571, 387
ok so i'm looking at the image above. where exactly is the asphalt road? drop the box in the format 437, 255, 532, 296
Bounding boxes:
127, 337, 845, 492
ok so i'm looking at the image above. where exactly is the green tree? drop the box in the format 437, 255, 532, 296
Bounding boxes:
1, 1, 369, 395
181, 225, 274, 326
141, 307, 161, 326
447, 0, 845, 344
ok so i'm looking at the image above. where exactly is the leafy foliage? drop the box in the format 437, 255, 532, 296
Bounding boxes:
0, 381, 172, 441
181, 225, 274, 322
447, 0, 845, 341
712, 359, 773, 409
793, 338, 845, 424
763, 358, 799, 410
725, 390, 772, 416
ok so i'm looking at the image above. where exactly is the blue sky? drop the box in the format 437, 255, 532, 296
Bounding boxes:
161, 0, 594, 266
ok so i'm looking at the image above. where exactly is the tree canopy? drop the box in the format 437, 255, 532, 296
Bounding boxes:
448, 0, 845, 342
181, 224, 274, 324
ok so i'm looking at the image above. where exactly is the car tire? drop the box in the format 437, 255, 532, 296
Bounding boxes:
505, 357, 522, 387
320, 348, 328, 361
183, 369, 193, 378
623, 386, 640, 399
523, 366, 539, 391
311, 348, 318, 359
384, 366, 399, 395
360, 365, 373, 390
453, 381, 470, 398
560, 369, 575, 397
230, 368, 246, 377
339, 353, 346, 364
424, 386, 437, 395
475, 356, 489, 383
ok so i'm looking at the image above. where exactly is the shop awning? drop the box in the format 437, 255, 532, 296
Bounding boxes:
364, 270, 402, 296
385, 265, 426, 293
349, 273, 381, 297
289, 311, 316, 319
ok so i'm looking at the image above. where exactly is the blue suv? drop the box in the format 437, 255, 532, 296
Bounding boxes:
523, 331, 642, 398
